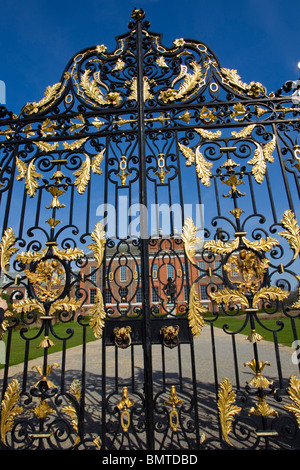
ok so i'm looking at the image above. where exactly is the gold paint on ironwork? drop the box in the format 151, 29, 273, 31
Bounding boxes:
195, 128, 222, 139
181, 217, 202, 264
63, 137, 88, 150
16, 157, 42, 198
244, 359, 273, 389
222, 174, 245, 198
159, 61, 204, 103
40, 119, 57, 137
164, 385, 183, 432
46, 217, 62, 229
188, 284, 206, 337
113, 58, 125, 71
69, 114, 86, 134
292, 145, 300, 172
249, 398, 278, 418
199, 106, 217, 123
224, 249, 268, 293
229, 208, 244, 219
74, 154, 91, 194
30, 400, 56, 419
247, 329, 263, 344
92, 117, 104, 130
113, 326, 132, 349
160, 325, 180, 348
230, 103, 247, 121
22, 82, 64, 115
91, 148, 105, 175
0, 228, 18, 275
155, 153, 168, 183
220, 67, 266, 98
291, 275, 300, 309
46, 187, 66, 209
178, 144, 213, 187
285, 376, 300, 426
254, 106, 268, 118
217, 378, 241, 447
248, 136, 276, 184
89, 288, 106, 339
117, 387, 134, 432
117, 155, 129, 186
244, 360, 278, 418
24, 259, 65, 302
0, 379, 24, 445
231, 124, 256, 138
0, 127, 14, 139
178, 110, 191, 123
86, 222, 106, 268
33, 141, 59, 152
80, 69, 122, 107
37, 335, 55, 349
131, 7, 145, 20
127, 77, 154, 102
62, 379, 82, 446
278, 210, 300, 260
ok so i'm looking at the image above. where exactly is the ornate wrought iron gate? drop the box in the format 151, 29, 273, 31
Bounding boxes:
0, 9, 300, 450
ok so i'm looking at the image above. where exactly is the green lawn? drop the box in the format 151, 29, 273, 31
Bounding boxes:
1, 319, 98, 368
1, 315, 299, 369
205, 315, 300, 347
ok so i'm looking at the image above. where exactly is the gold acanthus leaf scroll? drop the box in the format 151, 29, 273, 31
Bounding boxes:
16, 157, 42, 198
285, 375, 300, 427
278, 210, 300, 260
22, 82, 63, 115
217, 378, 241, 447
178, 143, 213, 187
209, 287, 249, 308
159, 61, 204, 103
86, 222, 106, 269
188, 284, 206, 337
80, 70, 122, 107
0, 228, 19, 275
0, 379, 24, 445
220, 68, 266, 98
181, 217, 202, 264
74, 150, 105, 194
89, 288, 106, 338
247, 136, 276, 184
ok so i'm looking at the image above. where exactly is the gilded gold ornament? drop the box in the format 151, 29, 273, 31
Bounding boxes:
217, 378, 241, 447
188, 284, 206, 337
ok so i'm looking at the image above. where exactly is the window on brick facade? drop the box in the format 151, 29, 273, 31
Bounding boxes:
120, 265, 127, 281
104, 289, 111, 303
90, 267, 97, 283
200, 284, 208, 300
90, 289, 96, 304
167, 264, 174, 278
152, 286, 159, 302
136, 287, 143, 303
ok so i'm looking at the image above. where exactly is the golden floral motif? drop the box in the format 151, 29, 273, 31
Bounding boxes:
164, 385, 183, 432
181, 217, 202, 264
89, 288, 106, 339
188, 284, 206, 337
278, 210, 300, 261
0, 379, 24, 445
159, 61, 204, 103
285, 376, 300, 426
217, 378, 241, 447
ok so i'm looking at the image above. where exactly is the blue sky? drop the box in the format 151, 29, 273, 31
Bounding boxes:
1, 0, 300, 114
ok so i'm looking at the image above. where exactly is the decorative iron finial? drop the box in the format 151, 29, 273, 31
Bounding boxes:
131, 8, 145, 21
